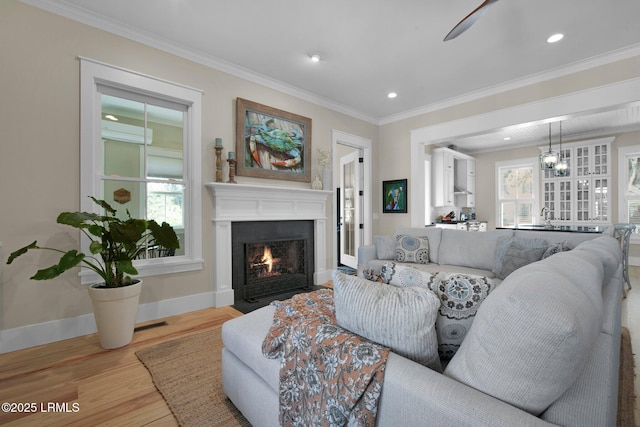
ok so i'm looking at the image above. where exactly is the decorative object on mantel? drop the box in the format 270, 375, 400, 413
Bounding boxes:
554, 121, 569, 177
312, 175, 323, 190
227, 151, 237, 184
317, 147, 331, 190
540, 122, 559, 170
214, 138, 224, 182
235, 98, 311, 183
383, 179, 408, 213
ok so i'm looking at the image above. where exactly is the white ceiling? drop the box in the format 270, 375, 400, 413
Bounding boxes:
25, 0, 640, 152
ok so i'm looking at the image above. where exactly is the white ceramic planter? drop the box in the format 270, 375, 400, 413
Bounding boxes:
88, 280, 142, 349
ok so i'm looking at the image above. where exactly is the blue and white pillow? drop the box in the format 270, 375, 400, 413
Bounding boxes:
395, 234, 430, 264
428, 272, 496, 360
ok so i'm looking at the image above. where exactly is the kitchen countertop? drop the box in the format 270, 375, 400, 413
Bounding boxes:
497, 225, 606, 233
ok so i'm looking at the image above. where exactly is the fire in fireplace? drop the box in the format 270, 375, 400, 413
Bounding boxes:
244, 238, 307, 301
232, 220, 315, 304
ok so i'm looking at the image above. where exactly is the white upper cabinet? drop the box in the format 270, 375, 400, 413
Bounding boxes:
432, 148, 475, 207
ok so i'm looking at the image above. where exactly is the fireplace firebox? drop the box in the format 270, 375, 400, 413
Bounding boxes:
232, 220, 314, 303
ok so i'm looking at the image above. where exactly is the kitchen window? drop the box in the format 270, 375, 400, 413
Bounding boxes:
618, 145, 640, 241
496, 158, 539, 228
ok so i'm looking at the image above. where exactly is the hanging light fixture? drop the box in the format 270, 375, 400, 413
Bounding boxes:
554, 121, 569, 176
540, 122, 559, 170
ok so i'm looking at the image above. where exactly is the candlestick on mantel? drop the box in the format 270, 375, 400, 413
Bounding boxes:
215, 137, 222, 147
228, 151, 235, 160
227, 159, 237, 184
214, 145, 223, 182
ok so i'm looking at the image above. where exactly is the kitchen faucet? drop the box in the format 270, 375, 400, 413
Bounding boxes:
540, 206, 552, 227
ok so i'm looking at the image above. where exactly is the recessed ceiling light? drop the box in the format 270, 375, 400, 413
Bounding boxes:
503, 137, 511, 141
387, 92, 397, 99
310, 54, 321, 62
547, 33, 564, 43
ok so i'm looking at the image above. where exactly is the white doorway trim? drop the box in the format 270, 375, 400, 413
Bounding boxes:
332, 130, 373, 269
410, 77, 640, 228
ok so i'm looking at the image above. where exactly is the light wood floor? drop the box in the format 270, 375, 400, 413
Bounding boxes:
0, 306, 242, 426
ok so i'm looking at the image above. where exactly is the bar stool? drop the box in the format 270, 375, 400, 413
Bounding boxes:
611, 223, 636, 298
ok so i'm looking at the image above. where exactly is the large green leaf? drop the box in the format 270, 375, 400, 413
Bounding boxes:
7, 241, 39, 264
89, 241, 103, 254
30, 250, 85, 280
57, 211, 104, 228
148, 221, 180, 249
116, 260, 138, 275
90, 197, 117, 215
110, 220, 146, 244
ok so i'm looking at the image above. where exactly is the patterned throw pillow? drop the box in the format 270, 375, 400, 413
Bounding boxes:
395, 234, 430, 264
384, 262, 432, 288
542, 241, 571, 259
427, 272, 496, 360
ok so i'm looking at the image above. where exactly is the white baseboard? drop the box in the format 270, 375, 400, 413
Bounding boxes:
0, 271, 338, 354
630, 256, 640, 267
0, 291, 216, 354
315, 268, 334, 285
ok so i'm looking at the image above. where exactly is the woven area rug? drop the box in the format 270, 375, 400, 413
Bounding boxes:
618, 326, 637, 427
136, 327, 250, 427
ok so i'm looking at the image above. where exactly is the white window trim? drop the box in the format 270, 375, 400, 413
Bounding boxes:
495, 157, 540, 227
618, 145, 640, 243
79, 57, 203, 284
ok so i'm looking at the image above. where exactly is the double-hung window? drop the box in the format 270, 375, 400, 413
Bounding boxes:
80, 58, 203, 283
618, 145, 640, 240
496, 158, 539, 228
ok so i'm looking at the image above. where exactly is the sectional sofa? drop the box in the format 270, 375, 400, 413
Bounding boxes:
221, 227, 623, 426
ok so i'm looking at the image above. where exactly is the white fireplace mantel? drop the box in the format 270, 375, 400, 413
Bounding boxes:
206, 182, 332, 307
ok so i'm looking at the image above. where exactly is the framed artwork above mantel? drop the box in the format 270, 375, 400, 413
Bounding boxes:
235, 98, 311, 182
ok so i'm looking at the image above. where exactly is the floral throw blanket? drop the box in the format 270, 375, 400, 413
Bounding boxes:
262, 289, 389, 426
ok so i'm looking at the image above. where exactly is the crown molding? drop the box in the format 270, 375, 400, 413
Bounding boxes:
21, 0, 640, 127
379, 43, 640, 125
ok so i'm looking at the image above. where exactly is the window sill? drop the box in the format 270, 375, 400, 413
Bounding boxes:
79, 257, 204, 285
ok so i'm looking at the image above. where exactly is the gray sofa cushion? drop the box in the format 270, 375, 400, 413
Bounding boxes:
221, 305, 281, 392
445, 252, 603, 416
333, 271, 442, 372
492, 236, 548, 279
438, 229, 513, 271
374, 235, 396, 260
514, 230, 597, 248
573, 236, 622, 282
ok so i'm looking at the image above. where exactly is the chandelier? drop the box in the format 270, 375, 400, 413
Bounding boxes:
540, 123, 559, 170
554, 121, 569, 177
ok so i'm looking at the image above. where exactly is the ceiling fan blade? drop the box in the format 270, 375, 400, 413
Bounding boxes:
444, 0, 499, 41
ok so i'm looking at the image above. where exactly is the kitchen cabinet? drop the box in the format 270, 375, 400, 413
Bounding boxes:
432, 147, 475, 207
434, 221, 487, 232
541, 137, 612, 225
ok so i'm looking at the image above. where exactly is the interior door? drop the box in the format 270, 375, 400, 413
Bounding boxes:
339, 150, 362, 269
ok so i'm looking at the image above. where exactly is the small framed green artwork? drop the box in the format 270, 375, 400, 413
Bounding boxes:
383, 179, 407, 213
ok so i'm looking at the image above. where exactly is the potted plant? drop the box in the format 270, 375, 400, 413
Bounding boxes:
7, 196, 180, 349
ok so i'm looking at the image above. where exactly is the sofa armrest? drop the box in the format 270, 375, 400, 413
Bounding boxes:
357, 244, 377, 271
377, 353, 554, 427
